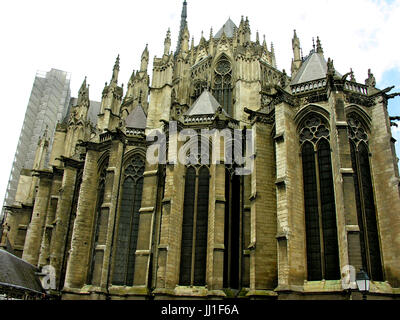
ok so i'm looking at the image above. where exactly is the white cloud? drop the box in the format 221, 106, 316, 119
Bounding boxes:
0, 0, 399, 203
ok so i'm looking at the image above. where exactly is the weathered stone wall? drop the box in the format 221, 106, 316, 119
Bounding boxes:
369, 98, 400, 287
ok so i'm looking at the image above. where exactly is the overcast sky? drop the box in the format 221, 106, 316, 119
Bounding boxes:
0, 0, 399, 206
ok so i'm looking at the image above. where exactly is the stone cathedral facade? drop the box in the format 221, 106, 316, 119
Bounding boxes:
2, 1, 400, 300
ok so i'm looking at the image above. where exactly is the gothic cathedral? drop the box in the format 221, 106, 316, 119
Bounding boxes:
2, 1, 400, 300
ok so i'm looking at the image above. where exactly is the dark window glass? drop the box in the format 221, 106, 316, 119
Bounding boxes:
213, 58, 233, 116
350, 142, 368, 274
112, 157, 145, 286
223, 170, 240, 289
351, 141, 383, 281
302, 142, 322, 281
318, 139, 340, 280
179, 167, 196, 285
193, 167, 209, 286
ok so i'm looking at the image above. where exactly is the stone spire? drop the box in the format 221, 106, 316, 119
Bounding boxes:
316, 36, 323, 54
111, 54, 120, 84
175, 0, 188, 56
292, 30, 302, 75
271, 42, 276, 68
77, 76, 89, 106
164, 29, 171, 56
141, 44, 149, 72
263, 35, 268, 51
244, 16, 251, 44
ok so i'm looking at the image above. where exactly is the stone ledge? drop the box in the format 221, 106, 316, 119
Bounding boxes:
275, 284, 304, 293
108, 285, 149, 296
336, 121, 348, 128
345, 225, 360, 232
274, 133, 285, 143
153, 286, 226, 298
245, 289, 278, 298
135, 250, 150, 256
303, 280, 343, 292
340, 168, 354, 175
139, 207, 154, 213
158, 244, 169, 251
143, 170, 158, 177
213, 244, 225, 251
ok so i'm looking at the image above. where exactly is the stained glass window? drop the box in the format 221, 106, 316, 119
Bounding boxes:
112, 156, 145, 286
348, 115, 383, 281
300, 116, 340, 281
223, 169, 241, 289
213, 57, 233, 116
179, 165, 210, 286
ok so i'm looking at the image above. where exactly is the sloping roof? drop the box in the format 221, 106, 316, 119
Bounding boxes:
185, 90, 228, 116
214, 18, 237, 39
0, 249, 44, 295
291, 51, 341, 85
125, 105, 147, 129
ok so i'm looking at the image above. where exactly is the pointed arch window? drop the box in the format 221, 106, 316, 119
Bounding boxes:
89, 160, 108, 286
347, 115, 383, 281
179, 156, 210, 286
300, 116, 340, 281
213, 57, 233, 116
112, 156, 145, 286
223, 167, 241, 289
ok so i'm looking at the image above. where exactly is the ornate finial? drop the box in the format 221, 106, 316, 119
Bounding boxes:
164, 28, 171, 55
256, 31, 260, 44
111, 55, 120, 84
210, 27, 213, 39
175, 0, 188, 56
141, 45, 149, 72
78, 76, 89, 105
114, 54, 120, 70
316, 36, 323, 54
312, 37, 316, 51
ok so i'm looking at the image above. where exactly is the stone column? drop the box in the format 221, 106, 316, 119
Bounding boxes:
49, 165, 78, 287
155, 140, 185, 292
207, 162, 226, 290
23, 172, 53, 266
64, 149, 99, 290
38, 172, 63, 267
370, 96, 400, 287
248, 120, 277, 294
274, 102, 306, 291
329, 90, 363, 279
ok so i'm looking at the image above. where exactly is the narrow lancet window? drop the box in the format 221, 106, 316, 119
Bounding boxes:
300, 115, 340, 281
348, 115, 383, 281
112, 156, 145, 286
